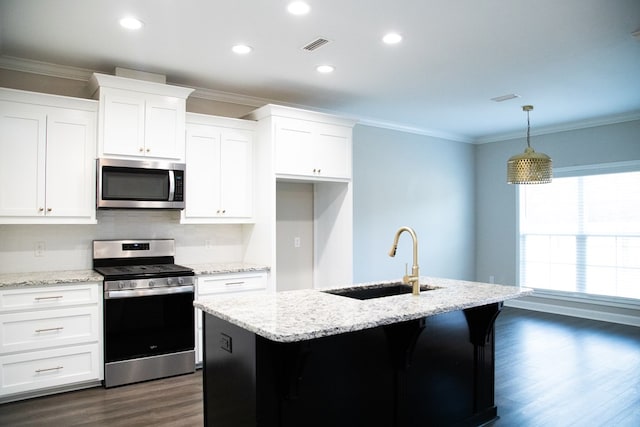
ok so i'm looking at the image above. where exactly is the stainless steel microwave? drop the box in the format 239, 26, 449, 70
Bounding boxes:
97, 158, 186, 209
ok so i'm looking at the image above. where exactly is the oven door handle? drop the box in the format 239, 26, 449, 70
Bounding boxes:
105, 285, 194, 299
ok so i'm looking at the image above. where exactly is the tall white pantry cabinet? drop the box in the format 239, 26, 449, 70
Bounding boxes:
244, 105, 356, 291
0, 88, 97, 224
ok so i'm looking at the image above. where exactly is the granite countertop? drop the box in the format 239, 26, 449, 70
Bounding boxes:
194, 276, 532, 343
186, 263, 270, 276
0, 263, 269, 289
0, 270, 104, 288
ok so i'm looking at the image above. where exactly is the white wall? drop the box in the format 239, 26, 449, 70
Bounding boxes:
276, 182, 314, 291
0, 210, 245, 273
352, 125, 476, 283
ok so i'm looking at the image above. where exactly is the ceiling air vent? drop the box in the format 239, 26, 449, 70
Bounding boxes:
302, 37, 330, 51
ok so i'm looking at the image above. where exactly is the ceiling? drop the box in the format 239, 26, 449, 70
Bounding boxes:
1, 0, 639, 142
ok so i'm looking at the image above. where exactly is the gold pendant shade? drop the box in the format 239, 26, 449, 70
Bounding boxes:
507, 105, 552, 184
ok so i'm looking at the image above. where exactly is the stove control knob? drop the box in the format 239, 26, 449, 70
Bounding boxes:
167, 278, 174, 286
178, 277, 184, 285
129, 282, 136, 289
149, 280, 155, 288
118, 281, 125, 289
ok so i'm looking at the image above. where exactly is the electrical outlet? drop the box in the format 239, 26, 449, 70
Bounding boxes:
35, 242, 45, 257
294, 237, 301, 248
220, 333, 232, 353
205, 239, 214, 248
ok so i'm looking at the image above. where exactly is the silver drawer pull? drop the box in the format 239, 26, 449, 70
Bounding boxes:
225, 281, 245, 286
34, 295, 63, 301
35, 327, 64, 333
35, 366, 63, 373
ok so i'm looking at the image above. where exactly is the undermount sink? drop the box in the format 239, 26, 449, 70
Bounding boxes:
324, 282, 437, 300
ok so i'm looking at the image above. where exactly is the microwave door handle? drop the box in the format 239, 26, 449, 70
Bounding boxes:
168, 170, 175, 201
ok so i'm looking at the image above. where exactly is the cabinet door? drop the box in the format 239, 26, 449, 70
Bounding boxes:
0, 101, 46, 217
220, 129, 252, 218
45, 110, 95, 219
144, 95, 185, 160
184, 125, 222, 218
101, 89, 145, 157
0, 306, 100, 354
274, 117, 315, 176
0, 343, 101, 397
313, 122, 352, 180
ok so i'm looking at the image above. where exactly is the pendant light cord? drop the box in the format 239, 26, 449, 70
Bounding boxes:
526, 109, 531, 149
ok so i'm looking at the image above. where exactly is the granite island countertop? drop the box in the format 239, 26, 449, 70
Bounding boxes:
194, 276, 532, 343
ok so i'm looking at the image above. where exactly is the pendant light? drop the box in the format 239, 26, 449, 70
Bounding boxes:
507, 105, 552, 184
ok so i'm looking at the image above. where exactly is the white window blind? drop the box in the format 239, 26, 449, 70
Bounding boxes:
518, 168, 640, 300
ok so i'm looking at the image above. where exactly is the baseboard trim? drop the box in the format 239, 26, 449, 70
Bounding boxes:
505, 298, 640, 327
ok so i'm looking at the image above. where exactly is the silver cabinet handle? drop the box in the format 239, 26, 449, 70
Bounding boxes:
35, 366, 63, 373
225, 281, 245, 286
34, 295, 63, 301
35, 326, 64, 333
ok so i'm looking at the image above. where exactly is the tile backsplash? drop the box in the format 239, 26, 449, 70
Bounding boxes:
0, 210, 245, 273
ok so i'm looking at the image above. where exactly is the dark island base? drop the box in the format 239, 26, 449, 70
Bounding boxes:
203, 302, 502, 427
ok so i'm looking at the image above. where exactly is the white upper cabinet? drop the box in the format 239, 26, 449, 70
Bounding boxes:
90, 73, 193, 161
182, 114, 254, 223
245, 104, 355, 182
275, 117, 352, 180
0, 88, 97, 224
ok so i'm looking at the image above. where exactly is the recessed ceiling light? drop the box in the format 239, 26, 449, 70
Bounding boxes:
232, 44, 253, 54
287, 1, 310, 15
382, 32, 402, 44
119, 16, 143, 30
316, 65, 335, 73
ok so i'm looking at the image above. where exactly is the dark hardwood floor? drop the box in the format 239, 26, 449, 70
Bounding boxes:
491, 308, 640, 427
0, 369, 203, 426
0, 307, 638, 426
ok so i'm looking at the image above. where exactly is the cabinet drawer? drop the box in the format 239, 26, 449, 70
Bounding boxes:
0, 343, 101, 397
197, 272, 267, 296
0, 306, 100, 354
0, 284, 100, 312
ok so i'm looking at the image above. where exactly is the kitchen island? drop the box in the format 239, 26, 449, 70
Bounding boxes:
194, 277, 531, 427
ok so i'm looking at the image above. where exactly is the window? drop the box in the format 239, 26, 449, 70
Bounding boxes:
518, 164, 640, 301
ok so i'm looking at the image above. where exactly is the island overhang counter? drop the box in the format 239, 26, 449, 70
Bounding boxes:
195, 277, 531, 427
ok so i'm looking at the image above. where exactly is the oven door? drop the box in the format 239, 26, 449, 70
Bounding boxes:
104, 286, 194, 363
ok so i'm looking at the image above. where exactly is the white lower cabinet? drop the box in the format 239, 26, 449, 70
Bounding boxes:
194, 271, 267, 365
0, 344, 101, 397
0, 283, 103, 401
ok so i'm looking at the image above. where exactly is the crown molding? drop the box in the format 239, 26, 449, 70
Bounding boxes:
0, 55, 95, 81
475, 110, 640, 144
356, 117, 474, 143
183, 84, 270, 108
3, 55, 636, 145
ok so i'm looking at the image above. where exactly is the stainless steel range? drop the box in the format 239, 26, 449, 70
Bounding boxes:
93, 239, 195, 388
